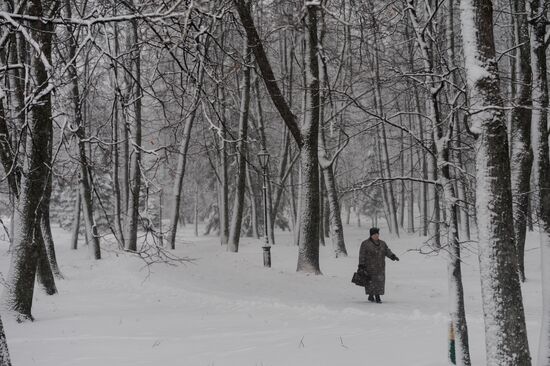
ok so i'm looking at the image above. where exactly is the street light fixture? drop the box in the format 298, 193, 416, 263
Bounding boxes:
257, 149, 270, 170
257, 149, 271, 267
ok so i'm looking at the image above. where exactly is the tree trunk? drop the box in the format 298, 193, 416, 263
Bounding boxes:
124, 13, 142, 252
110, 11, 124, 246
373, 41, 399, 237
296, 3, 321, 274
318, 107, 347, 257
41, 203, 62, 278
407, 18, 429, 237
509, 0, 532, 283
529, 1, 550, 364
318, 170, 326, 247
65, 0, 101, 259
323, 167, 347, 257
70, 188, 81, 250
2, 0, 56, 321
234, 0, 322, 271
36, 220, 58, 295
460, 0, 531, 364
219, 86, 230, 246
375, 124, 392, 233
0, 314, 11, 366
455, 119, 470, 241
167, 62, 204, 249
246, 161, 260, 239
194, 184, 199, 237
407, 113, 415, 233
408, 2, 471, 362
254, 76, 275, 244
227, 37, 252, 253
399, 127, 406, 229
445, 184, 471, 366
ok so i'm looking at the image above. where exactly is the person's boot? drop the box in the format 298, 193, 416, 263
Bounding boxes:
375, 295, 382, 303
368, 294, 374, 302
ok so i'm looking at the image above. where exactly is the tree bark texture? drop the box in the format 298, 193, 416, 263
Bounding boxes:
529, 1, 550, 365
460, 0, 531, 364
3, 0, 57, 321
509, 0, 533, 283
296, 4, 321, 273
0, 313, 11, 366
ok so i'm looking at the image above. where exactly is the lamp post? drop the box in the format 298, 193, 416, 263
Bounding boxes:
257, 149, 271, 267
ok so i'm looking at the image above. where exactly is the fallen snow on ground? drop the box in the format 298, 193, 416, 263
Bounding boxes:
0, 223, 543, 365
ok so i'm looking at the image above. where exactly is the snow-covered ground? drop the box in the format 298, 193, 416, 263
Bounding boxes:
0, 222, 543, 365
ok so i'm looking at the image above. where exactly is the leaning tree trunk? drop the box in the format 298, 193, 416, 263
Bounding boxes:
124, 13, 142, 252
2, 0, 57, 321
322, 166, 347, 257
319, 120, 347, 257
0, 313, 11, 366
509, 0, 532, 283
38, 131, 59, 274
460, 0, 531, 364
227, 38, 252, 253
529, 1, 550, 364
233, 0, 322, 272
41, 174, 63, 277
36, 220, 58, 295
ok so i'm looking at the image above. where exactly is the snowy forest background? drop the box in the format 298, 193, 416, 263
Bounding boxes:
1, 0, 550, 365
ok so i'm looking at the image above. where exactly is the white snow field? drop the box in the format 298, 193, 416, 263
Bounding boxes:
0, 223, 543, 365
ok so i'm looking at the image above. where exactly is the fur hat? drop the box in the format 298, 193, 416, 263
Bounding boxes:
369, 227, 380, 237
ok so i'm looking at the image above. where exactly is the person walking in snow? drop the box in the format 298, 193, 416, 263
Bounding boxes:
358, 227, 399, 303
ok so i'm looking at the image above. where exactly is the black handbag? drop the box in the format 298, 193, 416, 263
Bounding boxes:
352, 271, 368, 287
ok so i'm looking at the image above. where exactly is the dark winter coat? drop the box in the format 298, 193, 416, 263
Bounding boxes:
358, 238, 395, 295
